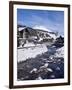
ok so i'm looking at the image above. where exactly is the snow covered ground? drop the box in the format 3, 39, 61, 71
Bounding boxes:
54, 46, 64, 58
24, 42, 35, 47
17, 44, 48, 62
18, 41, 36, 48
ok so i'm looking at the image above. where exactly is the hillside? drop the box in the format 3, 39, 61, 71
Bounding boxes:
17, 25, 58, 47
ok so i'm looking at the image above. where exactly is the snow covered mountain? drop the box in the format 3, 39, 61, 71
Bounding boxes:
33, 25, 51, 32
18, 25, 58, 39
17, 25, 59, 47
33, 25, 58, 39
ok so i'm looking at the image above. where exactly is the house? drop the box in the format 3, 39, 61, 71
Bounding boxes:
17, 25, 58, 47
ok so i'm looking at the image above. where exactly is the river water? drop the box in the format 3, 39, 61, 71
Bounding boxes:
17, 45, 64, 80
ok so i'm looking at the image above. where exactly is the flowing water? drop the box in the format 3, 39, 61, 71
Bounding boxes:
17, 45, 64, 80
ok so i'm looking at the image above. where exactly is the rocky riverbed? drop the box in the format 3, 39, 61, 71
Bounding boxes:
17, 44, 64, 80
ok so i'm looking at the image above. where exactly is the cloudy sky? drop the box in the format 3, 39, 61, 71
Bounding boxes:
17, 9, 64, 35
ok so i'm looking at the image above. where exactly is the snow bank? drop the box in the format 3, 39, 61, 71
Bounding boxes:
18, 41, 35, 48
54, 46, 64, 57
24, 42, 35, 47
18, 44, 48, 62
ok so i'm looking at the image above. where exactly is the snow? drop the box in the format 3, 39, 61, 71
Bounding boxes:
38, 37, 43, 41
24, 42, 35, 47
19, 41, 25, 47
18, 27, 26, 31
36, 76, 43, 80
47, 68, 53, 72
33, 25, 51, 32
18, 41, 36, 48
52, 45, 56, 48
30, 36, 37, 39
49, 55, 53, 60
18, 44, 48, 62
40, 63, 49, 69
48, 33, 57, 39
44, 63, 49, 67
54, 46, 64, 57
30, 68, 37, 73
33, 25, 57, 39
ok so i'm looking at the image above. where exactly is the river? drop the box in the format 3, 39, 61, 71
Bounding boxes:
17, 44, 64, 80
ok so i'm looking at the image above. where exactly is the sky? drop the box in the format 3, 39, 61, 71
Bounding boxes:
17, 9, 64, 35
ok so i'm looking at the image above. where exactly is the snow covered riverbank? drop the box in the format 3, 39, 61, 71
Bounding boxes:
18, 44, 48, 62
54, 46, 64, 58
17, 45, 64, 80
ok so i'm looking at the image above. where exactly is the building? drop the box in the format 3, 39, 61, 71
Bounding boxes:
17, 25, 58, 47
